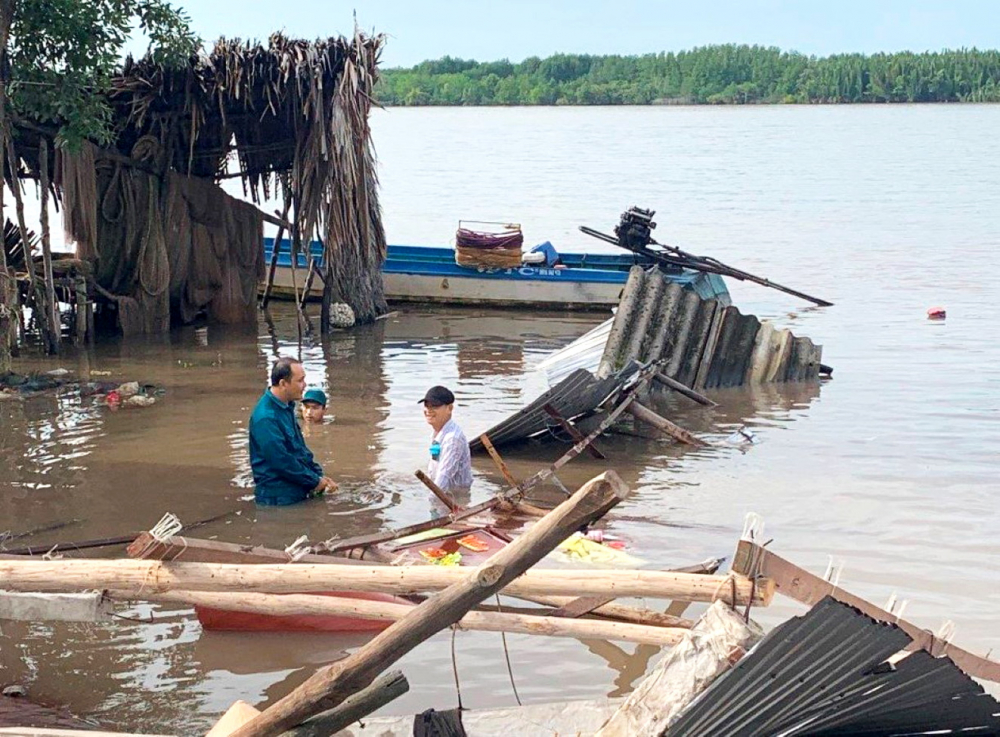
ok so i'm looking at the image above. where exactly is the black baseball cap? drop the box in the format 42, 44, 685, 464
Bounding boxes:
419, 385, 455, 407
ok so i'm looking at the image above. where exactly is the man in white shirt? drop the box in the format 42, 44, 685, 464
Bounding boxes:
420, 385, 473, 495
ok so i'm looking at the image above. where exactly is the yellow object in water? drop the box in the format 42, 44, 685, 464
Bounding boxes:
556, 533, 643, 567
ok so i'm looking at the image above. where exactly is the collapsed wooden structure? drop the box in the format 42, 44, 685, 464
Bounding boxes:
0, 30, 387, 355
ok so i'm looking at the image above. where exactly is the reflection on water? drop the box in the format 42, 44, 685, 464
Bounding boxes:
3, 104, 1000, 730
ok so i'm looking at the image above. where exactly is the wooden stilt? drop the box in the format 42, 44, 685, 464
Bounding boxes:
73, 275, 88, 345
38, 138, 60, 351
259, 197, 292, 309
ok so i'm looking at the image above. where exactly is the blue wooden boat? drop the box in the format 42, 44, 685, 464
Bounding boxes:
263, 239, 729, 310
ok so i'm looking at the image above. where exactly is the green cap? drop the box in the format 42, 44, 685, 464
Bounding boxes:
302, 388, 327, 407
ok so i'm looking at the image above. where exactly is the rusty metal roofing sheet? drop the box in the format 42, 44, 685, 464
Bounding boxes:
666, 596, 1000, 737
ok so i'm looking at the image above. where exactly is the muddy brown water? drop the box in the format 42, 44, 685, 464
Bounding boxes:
2, 104, 1000, 733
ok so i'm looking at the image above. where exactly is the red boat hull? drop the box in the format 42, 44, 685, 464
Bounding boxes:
195, 591, 406, 633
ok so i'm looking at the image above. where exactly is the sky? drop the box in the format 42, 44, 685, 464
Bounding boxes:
143, 0, 1000, 67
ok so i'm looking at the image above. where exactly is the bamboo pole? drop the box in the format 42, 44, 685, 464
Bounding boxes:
111, 589, 688, 647
38, 137, 60, 351
627, 401, 706, 446
0, 559, 771, 605
227, 470, 632, 736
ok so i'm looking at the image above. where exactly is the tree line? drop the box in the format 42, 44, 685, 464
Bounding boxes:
376, 45, 1000, 106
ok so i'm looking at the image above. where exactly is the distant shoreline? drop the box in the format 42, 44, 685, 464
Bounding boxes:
377, 45, 1000, 106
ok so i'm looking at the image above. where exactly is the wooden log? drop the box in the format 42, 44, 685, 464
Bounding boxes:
131, 534, 693, 629
627, 401, 706, 446
111, 589, 688, 647
281, 670, 409, 737
731, 539, 1000, 683
0, 559, 771, 605
227, 470, 632, 736
415, 469, 460, 512
595, 600, 762, 736
652, 372, 716, 407
299, 257, 317, 310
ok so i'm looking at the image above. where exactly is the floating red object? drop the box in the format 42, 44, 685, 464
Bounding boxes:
927, 307, 946, 320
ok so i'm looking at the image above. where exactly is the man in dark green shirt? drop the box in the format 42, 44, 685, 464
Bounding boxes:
249, 357, 336, 506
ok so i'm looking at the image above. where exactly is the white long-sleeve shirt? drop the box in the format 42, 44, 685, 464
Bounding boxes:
428, 419, 473, 493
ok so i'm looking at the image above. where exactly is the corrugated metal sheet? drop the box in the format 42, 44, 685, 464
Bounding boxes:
534, 270, 731, 388
666, 597, 1000, 737
469, 366, 633, 451
598, 267, 822, 388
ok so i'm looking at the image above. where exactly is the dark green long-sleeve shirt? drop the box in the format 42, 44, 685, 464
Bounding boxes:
248, 390, 323, 506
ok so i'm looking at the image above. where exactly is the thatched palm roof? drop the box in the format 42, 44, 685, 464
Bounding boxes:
36, 31, 388, 327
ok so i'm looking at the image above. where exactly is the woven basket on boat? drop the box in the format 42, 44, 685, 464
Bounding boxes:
455, 226, 523, 269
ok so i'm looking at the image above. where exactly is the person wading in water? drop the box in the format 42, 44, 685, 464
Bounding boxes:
249, 357, 337, 505
420, 385, 473, 499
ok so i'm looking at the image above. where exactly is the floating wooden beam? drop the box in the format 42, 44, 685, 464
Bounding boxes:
653, 372, 716, 407
479, 433, 522, 489
627, 401, 706, 446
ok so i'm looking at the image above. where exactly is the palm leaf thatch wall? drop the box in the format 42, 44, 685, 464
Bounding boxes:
57, 30, 387, 333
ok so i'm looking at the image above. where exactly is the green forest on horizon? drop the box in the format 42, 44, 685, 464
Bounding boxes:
376, 45, 1000, 106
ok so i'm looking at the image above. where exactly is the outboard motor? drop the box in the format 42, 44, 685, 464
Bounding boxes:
614, 207, 657, 250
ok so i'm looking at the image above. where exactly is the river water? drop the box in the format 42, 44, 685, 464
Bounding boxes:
1, 105, 999, 733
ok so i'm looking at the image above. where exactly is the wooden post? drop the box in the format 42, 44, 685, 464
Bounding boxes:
627, 402, 706, 446
38, 137, 60, 351
653, 372, 717, 407
0, 0, 15, 372
260, 197, 292, 309
73, 275, 88, 344
225, 471, 632, 736
415, 469, 460, 512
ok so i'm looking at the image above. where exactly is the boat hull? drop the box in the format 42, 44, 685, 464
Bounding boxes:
195, 591, 405, 633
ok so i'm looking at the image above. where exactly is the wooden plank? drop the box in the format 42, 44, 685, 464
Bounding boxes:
479, 433, 522, 489
227, 471, 632, 736
126, 533, 381, 566
543, 403, 607, 459
732, 539, 1000, 683
414, 469, 460, 512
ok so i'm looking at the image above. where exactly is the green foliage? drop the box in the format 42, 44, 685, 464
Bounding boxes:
376, 45, 1000, 106
7, 0, 199, 148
